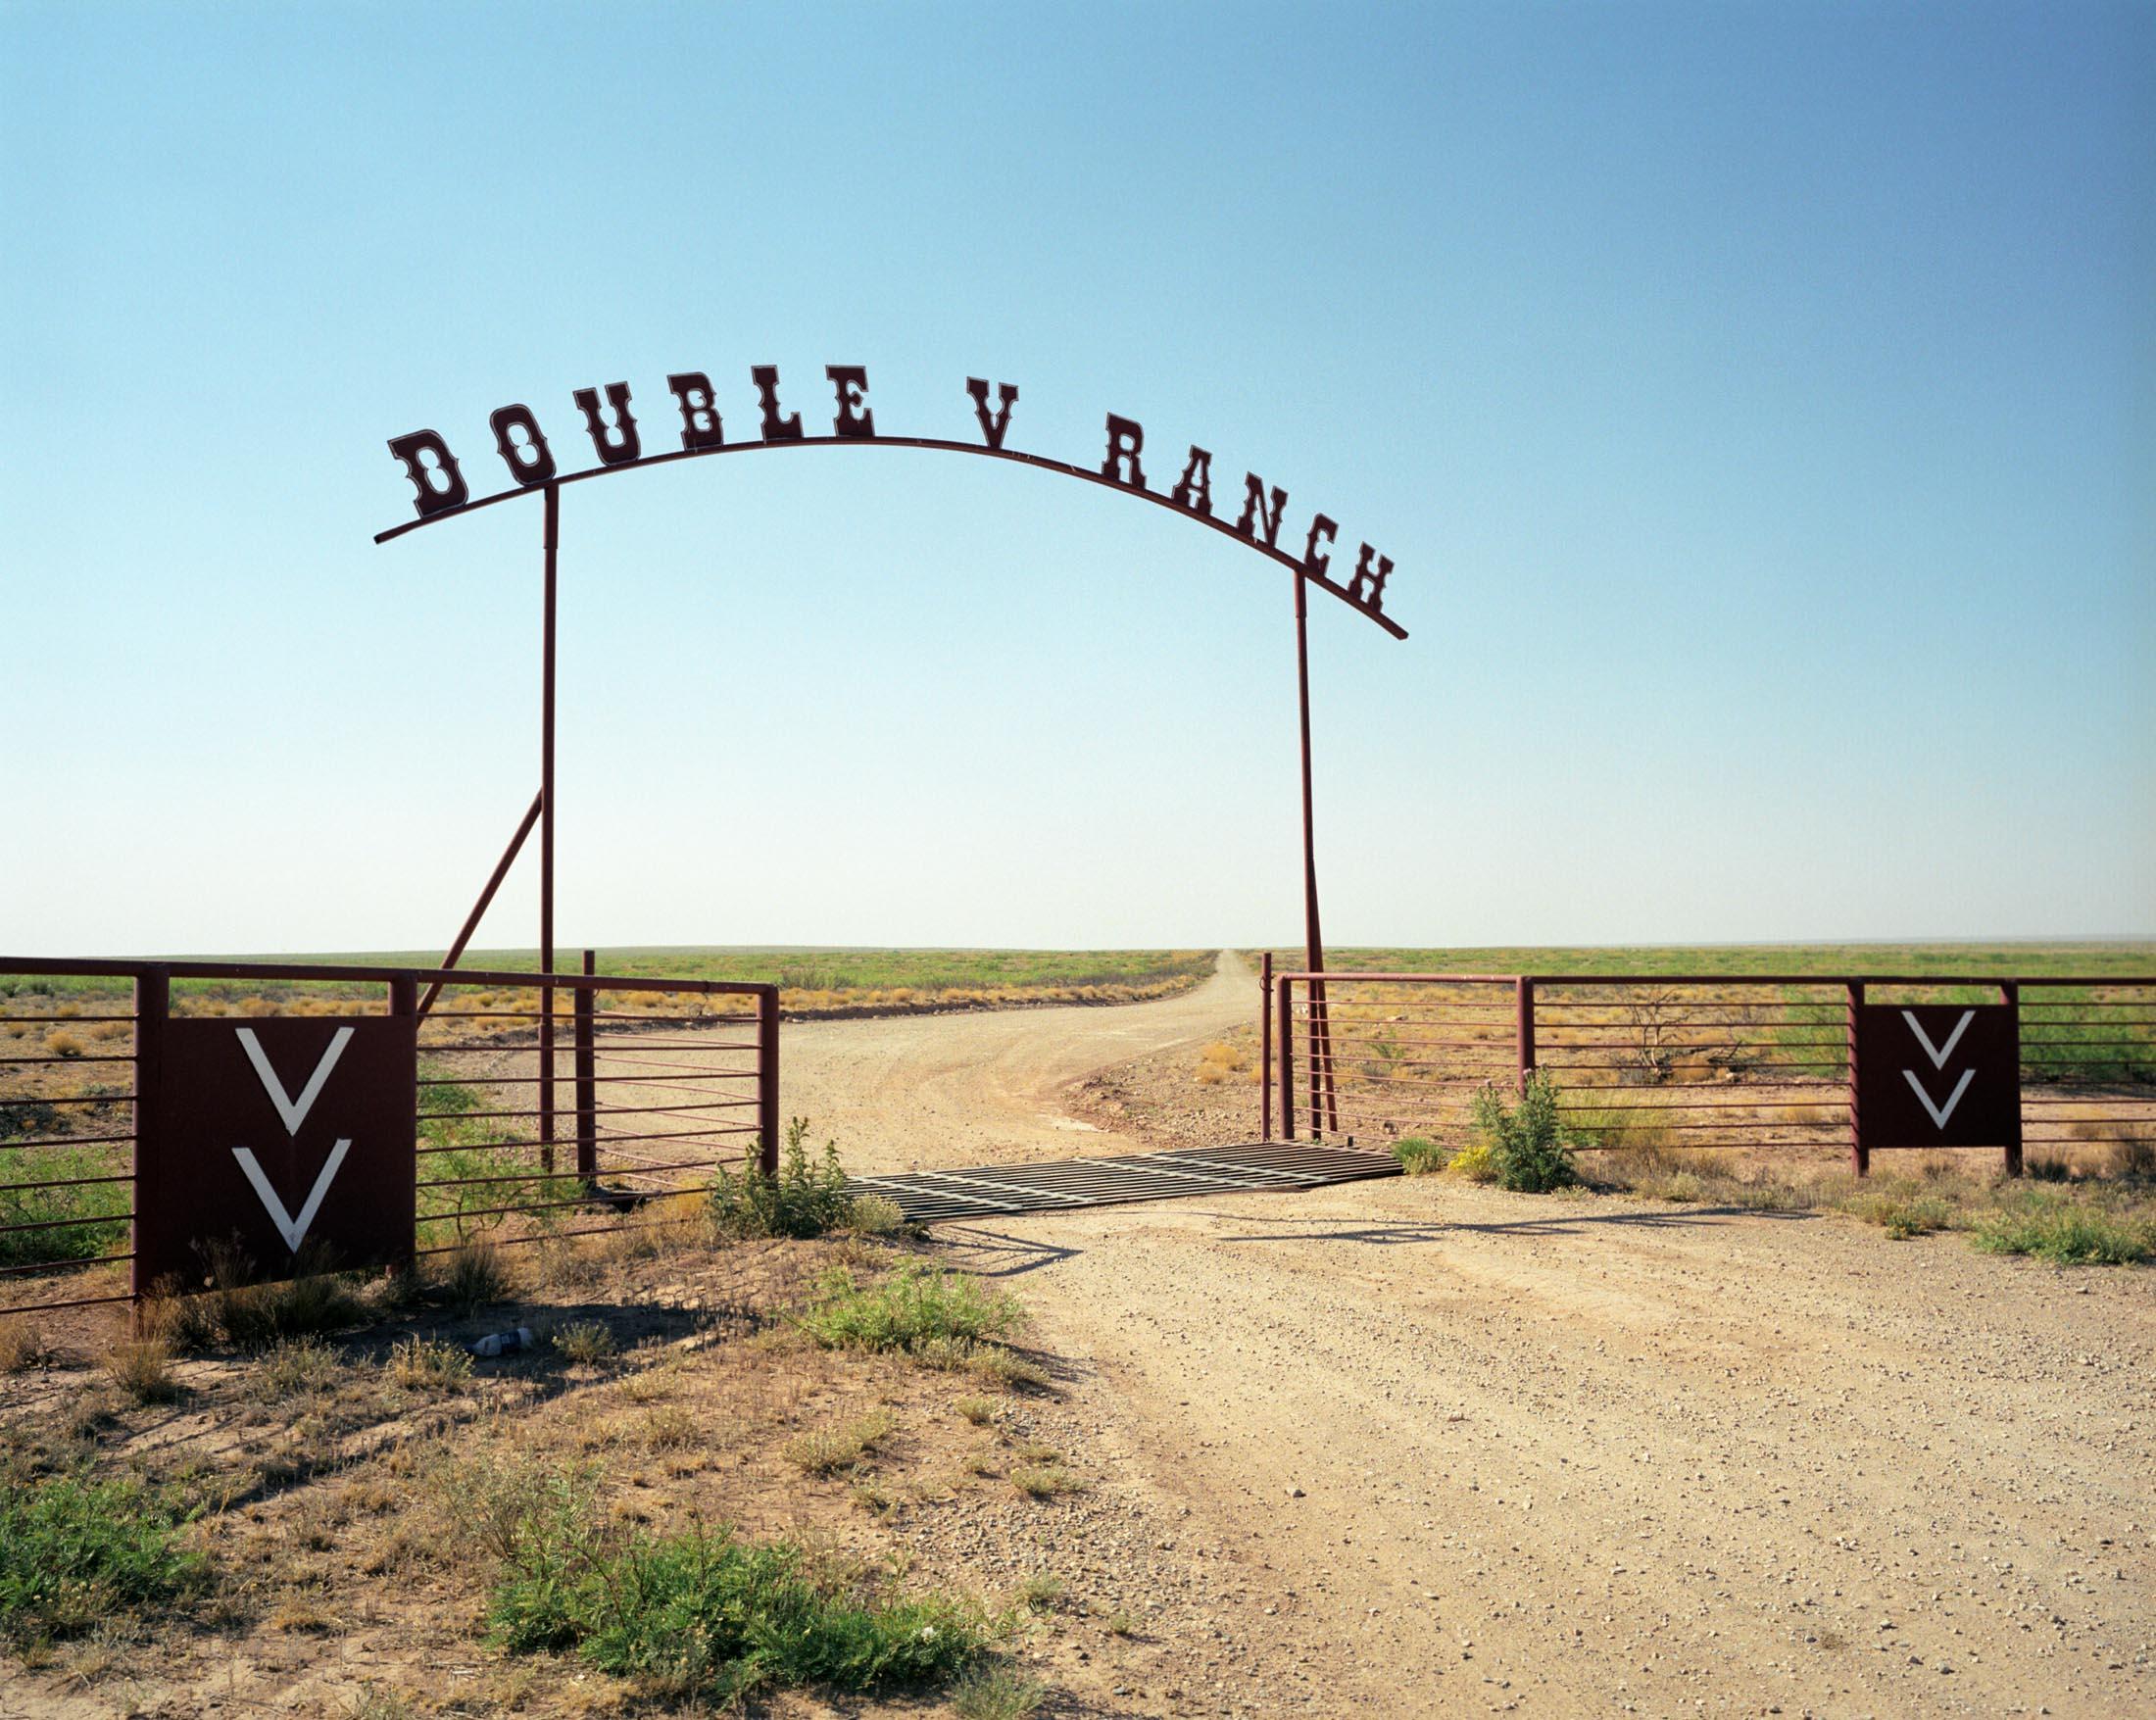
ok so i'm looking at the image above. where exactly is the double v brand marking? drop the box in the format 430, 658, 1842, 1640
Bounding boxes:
232, 1025, 358, 1251
1902, 1067, 1976, 1130
1900, 1008, 1975, 1070
236, 1025, 354, 1136
232, 1141, 350, 1252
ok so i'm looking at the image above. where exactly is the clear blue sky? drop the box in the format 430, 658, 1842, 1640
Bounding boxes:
3, 2, 2149, 956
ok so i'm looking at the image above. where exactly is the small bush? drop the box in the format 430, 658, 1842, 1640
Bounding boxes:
42, 1030, 85, 1059
796, 1263, 1023, 1356
1469, 1074, 1578, 1193
1393, 1136, 1448, 1175
1445, 1142, 1497, 1184
0, 1472, 200, 1643
709, 1117, 858, 1240
486, 1482, 988, 1699
846, 1195, 906, 1238
552, 1320, 614, 1364
784, 1409, 897, 1476
954, 1397, 998, 1426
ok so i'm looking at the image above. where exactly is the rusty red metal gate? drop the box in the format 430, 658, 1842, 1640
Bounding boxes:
1262, 967, 2155, 1176
0, 955, 778, 1314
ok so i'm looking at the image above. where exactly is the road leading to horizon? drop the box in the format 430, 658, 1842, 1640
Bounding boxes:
776, 949, 1256, 1174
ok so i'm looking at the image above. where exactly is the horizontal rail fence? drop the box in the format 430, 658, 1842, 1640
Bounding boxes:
0, 956, 779, 1315
1264, 970, 2155, 1176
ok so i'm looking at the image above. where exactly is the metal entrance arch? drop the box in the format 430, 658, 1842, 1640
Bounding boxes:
375, 364, 1415, 1151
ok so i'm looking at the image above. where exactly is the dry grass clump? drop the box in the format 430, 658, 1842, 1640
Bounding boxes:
1195, 1040, 1252, 1086
550, 1320, 614, 1364
386, 1335, 472, 1392
104, 1336, 181, 1403
438, 1241, 513, 1312
42, 1029, 86, 1058
1010, 1463, 1084, 1499
783, 1407, 897, 1475
0, 1316, 55, 1372
249, 1338, 342, 1401
642, 1404, 697, 1450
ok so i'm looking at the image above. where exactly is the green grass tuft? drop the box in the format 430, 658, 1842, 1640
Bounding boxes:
0, 1472, 200, 1644
1393, 1136, 1449, 1175
1973, 1193, 2153, 1265
795, 1262, 1023, 1356
486, 1472, 989, 1699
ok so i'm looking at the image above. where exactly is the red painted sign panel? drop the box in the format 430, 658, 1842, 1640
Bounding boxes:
1855, 1004, 2021, 1151
136, 1017, 416, 1288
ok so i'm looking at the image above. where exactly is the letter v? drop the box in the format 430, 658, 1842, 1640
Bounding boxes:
1902, 1068, 1976, 1130
232, 1141, 351, 1252
237, 1025, 354, 1136
1900, 1009, 1974, 1070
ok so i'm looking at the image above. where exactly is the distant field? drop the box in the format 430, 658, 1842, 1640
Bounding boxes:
0, 948, 1219, 1020
1255, 942, 2156, 978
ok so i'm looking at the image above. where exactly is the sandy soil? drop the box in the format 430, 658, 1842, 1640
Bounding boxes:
782, 955, 2154, 1717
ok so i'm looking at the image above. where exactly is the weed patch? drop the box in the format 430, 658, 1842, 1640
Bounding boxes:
1394, 1136, 1449, 1175
486, 1474, 989, 1700
796, 1262, 1023, 1356
1974, 1193, 2153, 1265
0, 1473, 200, 1645
0, 1146, 128, 1269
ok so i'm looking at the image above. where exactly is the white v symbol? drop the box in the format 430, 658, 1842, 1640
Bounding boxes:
232, 1141, 351, 1252
1902, 1068, 1976, 1130
1901, 1009, 1975, 1071
236, 1026, 354, 1137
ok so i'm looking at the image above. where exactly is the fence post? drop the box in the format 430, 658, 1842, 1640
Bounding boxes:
1515, 977, 1537, 1096
2000, 979, 2023, 1177
1277, 974, 1298, 1143
1845, 980, 1868, 1177
130, 965, 169, 1311
757, 986, 780, 1176
1259, 953, 1274, 1142
574, 951, 597, 1187
385, 973, 419, 1270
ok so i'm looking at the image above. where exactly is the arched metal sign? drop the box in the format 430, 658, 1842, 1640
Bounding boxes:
376, 363, 1410, 1133
378, 365, 1405, 639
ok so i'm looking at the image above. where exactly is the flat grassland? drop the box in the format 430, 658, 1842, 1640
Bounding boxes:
1256, 939, 2156, 978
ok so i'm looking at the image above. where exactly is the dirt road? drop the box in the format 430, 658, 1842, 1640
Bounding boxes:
777, 950, 1262, 1174
785, 956, 2154, 1717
